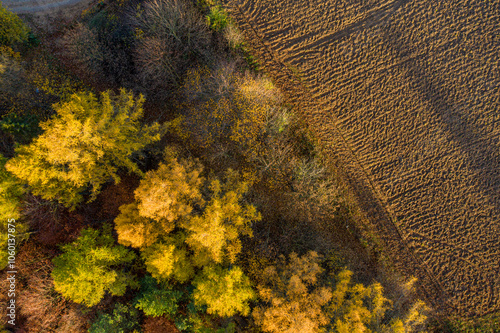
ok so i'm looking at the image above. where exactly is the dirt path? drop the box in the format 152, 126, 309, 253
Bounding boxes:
2, 0, 92, 14
223, 0, 500, 317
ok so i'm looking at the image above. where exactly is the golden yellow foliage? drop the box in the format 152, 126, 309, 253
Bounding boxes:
192, 265, 255, 317
141, 235, 194, 283
327, 269, 428, 333
254, 252, 427, 333
6, 89, 161, 208
114, 151, 261, 316
114, 203, 161, 248
115, 153, 260, 271
0, 3, 29, 46
51, 226, 138, 307
253, 251, 333, 333
134, 151, 204, 224
183, 169, 260, 266
181, 63, 282, 161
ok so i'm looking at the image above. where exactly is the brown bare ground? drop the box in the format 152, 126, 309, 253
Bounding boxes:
222, 0, 500, 317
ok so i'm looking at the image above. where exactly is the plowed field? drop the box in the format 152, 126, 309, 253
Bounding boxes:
223, 0, 500, 316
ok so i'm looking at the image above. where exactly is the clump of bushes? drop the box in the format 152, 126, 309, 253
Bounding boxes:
132, 0, 212, 88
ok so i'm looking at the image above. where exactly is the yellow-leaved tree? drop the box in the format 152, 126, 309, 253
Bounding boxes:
0, 2, 29, 46
114, 148, 260, 316
114, 150, 204, 249
182, 169, 256, 266
6, 89, 161, 209
326, 270, 428, 333
181, 62, 282, 161
0, 154, 29, 269
192, 265, 255, 317
253, 251, 428, 333
51, 224, 138, 307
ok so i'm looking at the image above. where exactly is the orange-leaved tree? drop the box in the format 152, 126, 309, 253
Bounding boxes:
252, 251, 333, 333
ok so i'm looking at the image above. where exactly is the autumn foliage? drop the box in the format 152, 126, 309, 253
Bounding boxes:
252, 251, 428, 333
114, 149, 260, 316
6, 89, 161, 208
0, 0, 440, 331
51, 225, 138, 306
0, 2, 29, 46
252, 251, 333, 333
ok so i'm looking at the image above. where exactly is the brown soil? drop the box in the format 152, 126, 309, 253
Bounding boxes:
222, 0, 500, 317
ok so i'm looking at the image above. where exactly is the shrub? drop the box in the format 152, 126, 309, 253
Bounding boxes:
206, 6, 229, 32
223, 24, 244, 50
132, 0, 211, 88
22, 194, 83, 246
18, 265, 86, 332
51, 225, 138, 306
283, 158, 342, 223
60, 23, 104, 77
2, 241, 87, 332
6, 89, 161, 209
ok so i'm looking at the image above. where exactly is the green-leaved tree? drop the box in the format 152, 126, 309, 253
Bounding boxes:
89, 303, 141, 333
51, 225, 138, 306
134, 275, 183, 318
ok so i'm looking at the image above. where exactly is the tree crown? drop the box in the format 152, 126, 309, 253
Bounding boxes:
6, 89, 161, 209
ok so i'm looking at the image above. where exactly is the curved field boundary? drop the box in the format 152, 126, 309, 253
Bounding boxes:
222, 0, 500, 317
